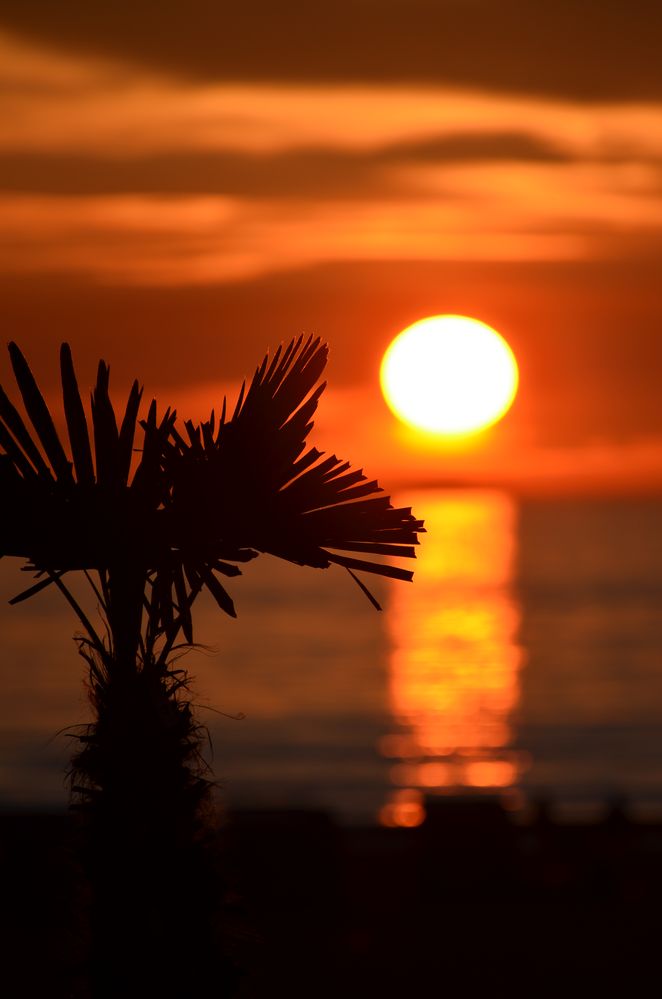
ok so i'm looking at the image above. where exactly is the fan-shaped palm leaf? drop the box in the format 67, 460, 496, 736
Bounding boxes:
0, 342, 174, 663
157, 335, 424, 638
1, 337, 423, 657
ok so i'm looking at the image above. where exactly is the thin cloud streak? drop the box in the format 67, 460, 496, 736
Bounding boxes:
1, 147, 660, 285
3, 33, 662, 161
0, 191, 596, 285
0, 135, 573, 198
5, 84, 662, 159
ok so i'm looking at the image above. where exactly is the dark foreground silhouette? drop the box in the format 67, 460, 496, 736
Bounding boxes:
0, 338, 423, 996
2, 795, 659, 997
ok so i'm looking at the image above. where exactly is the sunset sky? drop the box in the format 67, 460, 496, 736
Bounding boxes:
1, 2, 661, 492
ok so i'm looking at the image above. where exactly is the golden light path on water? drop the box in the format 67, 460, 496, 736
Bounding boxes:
379, 490, 526, 827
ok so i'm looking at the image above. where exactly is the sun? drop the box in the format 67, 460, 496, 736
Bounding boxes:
380, 315, 519, 436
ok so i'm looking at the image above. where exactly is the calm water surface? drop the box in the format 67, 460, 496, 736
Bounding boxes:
1, 489, 661, 824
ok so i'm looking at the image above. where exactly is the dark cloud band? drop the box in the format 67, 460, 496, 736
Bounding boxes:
0, 134, 571, 197
1, 0, 661, 101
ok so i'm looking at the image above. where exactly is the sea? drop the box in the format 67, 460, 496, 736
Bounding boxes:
1, 488, 661, 825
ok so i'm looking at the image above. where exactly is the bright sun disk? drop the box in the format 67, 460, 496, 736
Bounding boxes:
380, 315, 519, 436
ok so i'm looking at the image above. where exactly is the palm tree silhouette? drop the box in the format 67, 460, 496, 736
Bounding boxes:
0, 336, 423, 996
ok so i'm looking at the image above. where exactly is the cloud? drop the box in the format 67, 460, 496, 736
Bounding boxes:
0, 188, 596, 289
0, 29, 660, 304
0, 134, 572, 197
1, 1, 661, 101
2, 148, 661, 288
3, 33, 662, 164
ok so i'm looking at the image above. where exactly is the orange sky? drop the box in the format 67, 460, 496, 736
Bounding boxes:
1, 5, 661, 492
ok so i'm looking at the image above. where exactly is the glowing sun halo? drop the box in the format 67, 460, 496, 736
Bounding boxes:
380, 315, 519, 436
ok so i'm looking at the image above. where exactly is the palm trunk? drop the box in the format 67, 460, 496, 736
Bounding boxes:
106, 563, 145, 668
71, 655, 238, 997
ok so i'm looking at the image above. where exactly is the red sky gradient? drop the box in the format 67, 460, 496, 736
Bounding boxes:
1, 4, 661, 493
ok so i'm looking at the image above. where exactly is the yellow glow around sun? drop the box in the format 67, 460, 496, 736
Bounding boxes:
380, 315, 519, 436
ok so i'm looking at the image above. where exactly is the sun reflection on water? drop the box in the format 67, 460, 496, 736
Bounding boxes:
379, 490, 525, 826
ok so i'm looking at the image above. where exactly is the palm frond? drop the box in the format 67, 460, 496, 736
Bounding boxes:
0, 381, 51, 478
162, 336, 423, 613
60, 344, 95, 486
117, 380, 143, 486
91, 360, 120, 488
1, 337, 424, 653
0, 344, 168, 656
8, 342, 72, 484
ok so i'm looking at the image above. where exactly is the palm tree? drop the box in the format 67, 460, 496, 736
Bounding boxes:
0, 336, 423, 997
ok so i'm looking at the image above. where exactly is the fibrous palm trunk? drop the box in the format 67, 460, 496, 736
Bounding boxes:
71, 654, 238, 998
